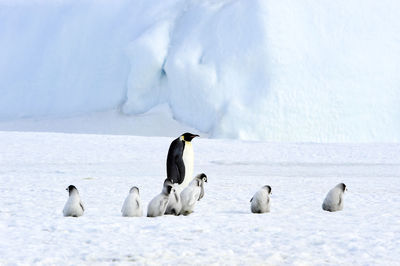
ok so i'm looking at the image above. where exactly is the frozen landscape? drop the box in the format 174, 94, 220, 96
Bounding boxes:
1, 132, 400, 265
1, 0, 400, 141
1, 0, 400, 264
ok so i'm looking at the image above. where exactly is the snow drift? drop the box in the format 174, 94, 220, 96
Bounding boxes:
1, 0, 400, 142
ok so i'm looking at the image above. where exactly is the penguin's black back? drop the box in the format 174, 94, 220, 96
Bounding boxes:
166, 137, 185, 184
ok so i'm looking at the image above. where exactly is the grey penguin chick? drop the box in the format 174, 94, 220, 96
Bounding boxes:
147, 179, 173, 217
322, 183, 347, 212
63, 185, 84, 217
164, 183, 182, 215
194, 173, 207, 201
250, 185, 271, 214
180, 173, 207, 215
121, 186, 142, 217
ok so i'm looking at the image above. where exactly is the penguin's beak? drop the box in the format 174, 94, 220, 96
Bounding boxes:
189, 134, 199, 141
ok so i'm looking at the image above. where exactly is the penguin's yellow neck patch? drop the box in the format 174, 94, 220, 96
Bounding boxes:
180, 135, 193, 144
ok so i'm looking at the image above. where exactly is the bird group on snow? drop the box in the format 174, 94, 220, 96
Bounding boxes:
63, 132, 347, 217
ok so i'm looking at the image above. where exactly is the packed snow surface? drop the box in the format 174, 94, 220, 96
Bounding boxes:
0, 104, 202, 137
1, 131, 400, 264
1, 0, 400, 142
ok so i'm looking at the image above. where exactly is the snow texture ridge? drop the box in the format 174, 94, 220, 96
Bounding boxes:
1, 0, 400, 142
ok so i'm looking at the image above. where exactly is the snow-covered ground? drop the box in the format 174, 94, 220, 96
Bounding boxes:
2, 1, 399, 264
0, 104, 203, 137
1, 131, 399, 265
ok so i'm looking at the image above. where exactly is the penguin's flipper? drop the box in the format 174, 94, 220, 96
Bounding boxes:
188, 193, 198, 206
160, 200, 168, 214
80, 201, 85, 211
166, 138, 185, 184
136, 199, 140, 208
250, 197, 253, 203
175, 156, 185, 184
198, 184, 204, 201
174, 191, 180, 203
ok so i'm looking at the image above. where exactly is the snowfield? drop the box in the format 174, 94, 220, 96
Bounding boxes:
1, 131, 399, 265
2, 0, 400, 264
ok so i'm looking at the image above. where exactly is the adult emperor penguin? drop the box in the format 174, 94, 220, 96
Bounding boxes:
180, 173, 208, 215
147, 179, 173, 217
166, 132, 199, 189
164, 183, 182, 216
63, 185, 84, 217
121, 186, 142, 217
250, 185, 271, 214
322, 183, 347, 212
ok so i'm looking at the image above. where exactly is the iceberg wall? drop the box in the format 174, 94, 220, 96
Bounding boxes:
1, 0, 399, 142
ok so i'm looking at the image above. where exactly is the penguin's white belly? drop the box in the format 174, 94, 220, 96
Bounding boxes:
181, 142, 194, 189
63, 196, 83, 217
122, 195, 142, 217
180, 185, 201, 214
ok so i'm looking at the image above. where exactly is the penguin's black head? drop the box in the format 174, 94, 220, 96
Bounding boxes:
181, 132, 199, 142
166, 185, 173, 195
163, 179, 173, 195
129, 186, 139, 194
66, 185, 78, 195
338, 183, 347, 192
199, 173, 207, 182
263, 185, 271, 194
